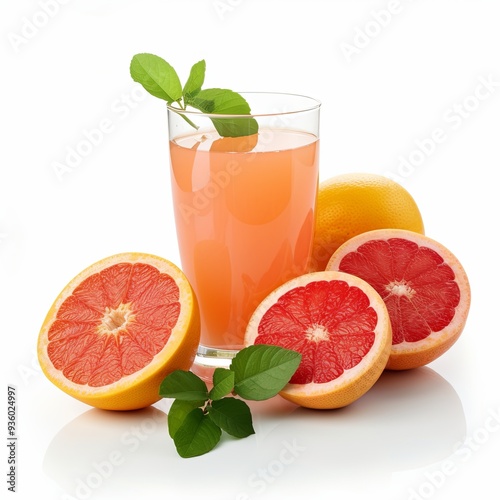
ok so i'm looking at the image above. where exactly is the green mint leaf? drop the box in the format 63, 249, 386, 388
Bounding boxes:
209, 368, 235, 401
130, 53, 182, 104
182, 60, 206, 99
187, 88, 250, 113
211, 116, 259, 138
159, 370, 209, 401
174, 408, 222, 458
168, 399, 205, 439
187, 88, 259, 137
231, 345, 302, 401
130, 54, 258, 138
208, 398, 255, 438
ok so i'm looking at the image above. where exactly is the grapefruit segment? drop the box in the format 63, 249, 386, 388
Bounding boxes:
99, 263, 134, 309
38, 253, 200, 410
326, 229, 471, 370
245, 271, 392, 409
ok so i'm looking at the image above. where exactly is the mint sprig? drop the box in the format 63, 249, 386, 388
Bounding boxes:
130, 54, 258, 137
160, 345, 301, 458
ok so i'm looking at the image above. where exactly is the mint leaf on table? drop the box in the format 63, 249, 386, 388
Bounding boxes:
130, 54, 258, 137
173, 408, 222, 458
209, 368, 235, 401
168, 399, 206, 439
159, 370, 209, 401
159, 345, 300, 458
231, 345, 302, 400
208, 398, 255, 438
130, 53, 182, 104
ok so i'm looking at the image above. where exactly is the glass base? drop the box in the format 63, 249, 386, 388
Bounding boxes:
191, 345, 241, 382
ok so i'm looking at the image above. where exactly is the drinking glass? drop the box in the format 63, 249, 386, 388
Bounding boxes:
167, 92, 320, 368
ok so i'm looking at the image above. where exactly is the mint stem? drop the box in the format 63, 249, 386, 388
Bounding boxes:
171, 102, 199, 131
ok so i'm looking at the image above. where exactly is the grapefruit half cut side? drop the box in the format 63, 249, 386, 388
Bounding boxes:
37, 253, 200, 410
244, 271, 392, 409
326, 229, 471, 370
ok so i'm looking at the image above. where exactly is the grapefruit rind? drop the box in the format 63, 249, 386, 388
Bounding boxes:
244, 271, 392, 409
37, 253, 200, 411
326, 229, 471, 370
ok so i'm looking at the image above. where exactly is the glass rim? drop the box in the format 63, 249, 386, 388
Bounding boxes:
166, 91, 321, 119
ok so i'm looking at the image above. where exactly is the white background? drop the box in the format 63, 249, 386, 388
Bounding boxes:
2, 1, 500, 499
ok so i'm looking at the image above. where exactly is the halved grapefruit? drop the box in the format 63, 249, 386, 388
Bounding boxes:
244, 271, 392, 409
37, 253, 200, 410
326, 229, 471, 370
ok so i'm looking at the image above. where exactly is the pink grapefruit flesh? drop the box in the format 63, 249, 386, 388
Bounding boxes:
38, 253, 200, 410
245, 271, 392, 409
326, 229, 471, 370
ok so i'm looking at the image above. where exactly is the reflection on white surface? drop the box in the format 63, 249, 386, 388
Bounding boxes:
43, 367, 465, 500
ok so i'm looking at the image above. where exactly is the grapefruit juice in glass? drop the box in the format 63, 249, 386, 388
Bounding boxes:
167, 93, 320, 366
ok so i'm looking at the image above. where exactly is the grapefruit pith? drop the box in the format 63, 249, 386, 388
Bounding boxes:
37, 253, 200, 410
326, 229, 471, 370
244, 271, 392, 409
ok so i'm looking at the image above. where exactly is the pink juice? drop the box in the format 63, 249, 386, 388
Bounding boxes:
169, 129, 319, 349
